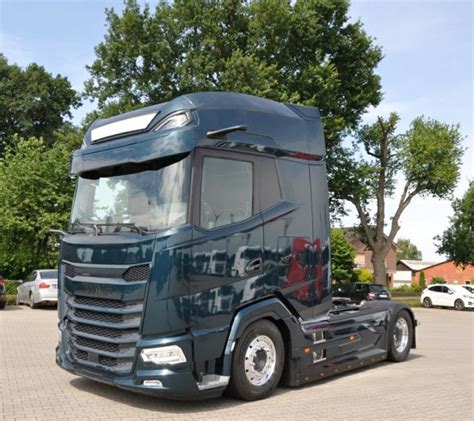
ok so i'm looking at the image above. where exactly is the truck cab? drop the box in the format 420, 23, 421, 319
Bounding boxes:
56, 92, 416, 401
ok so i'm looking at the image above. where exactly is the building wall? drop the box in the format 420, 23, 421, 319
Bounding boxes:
415, 261, 474, 285
393, 270, 412, 287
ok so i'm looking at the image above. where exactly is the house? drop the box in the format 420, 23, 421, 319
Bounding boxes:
395, 260, 439, 287
395, 259, 474, 285
413, 260, 474, 285
343, 228, 398, 286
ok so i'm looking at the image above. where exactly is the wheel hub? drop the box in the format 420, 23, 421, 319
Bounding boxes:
393, 318, 409, 353
244, 335, 276, 386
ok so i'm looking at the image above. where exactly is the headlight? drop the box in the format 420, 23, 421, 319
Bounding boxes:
141, 345, 187, 365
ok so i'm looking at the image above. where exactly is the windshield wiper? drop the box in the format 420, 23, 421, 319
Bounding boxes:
95, 223, 148, 235
69, 221, 149, 235
69, 221, 99, 235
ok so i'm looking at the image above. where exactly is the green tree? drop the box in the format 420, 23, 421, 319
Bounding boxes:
397, 238, 422, 260
0, 54, 80, 152
431, 276, 446, 285
330, 228, 355, 281
84, 0, 383, 209
341, 114, 463, 285
0, 131, 81, 279
435, 182, 474, 266
418, 271, 426, 289
355, 268, 373, 283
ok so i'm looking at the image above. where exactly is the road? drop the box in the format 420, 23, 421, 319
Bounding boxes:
0, 306, 473, 420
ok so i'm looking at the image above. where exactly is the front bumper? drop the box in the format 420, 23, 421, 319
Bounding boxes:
55, 346, 225, 400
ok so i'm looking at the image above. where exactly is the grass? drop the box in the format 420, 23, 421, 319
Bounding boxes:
392, 296, 422, 308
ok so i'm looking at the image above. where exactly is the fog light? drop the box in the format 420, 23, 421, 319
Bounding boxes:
143, 380, 163, 388
141, 345, 187, 365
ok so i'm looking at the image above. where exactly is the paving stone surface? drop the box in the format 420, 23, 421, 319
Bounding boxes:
0, 306, 473, 420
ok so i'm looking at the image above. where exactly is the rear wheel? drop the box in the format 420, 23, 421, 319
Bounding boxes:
0, 302, 5, 309
423, 297, 432, 308
454, 299, 465, 311
387, 310, 413, 362
228, 320, 284, 401
29, 292, 38, 309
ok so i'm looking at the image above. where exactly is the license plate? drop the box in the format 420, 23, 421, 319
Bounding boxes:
379, 294, 387, 298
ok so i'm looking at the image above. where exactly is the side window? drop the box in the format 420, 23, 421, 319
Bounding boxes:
440, 286, 448, 293
200, 157, 253, 229
430, 286, 441, 292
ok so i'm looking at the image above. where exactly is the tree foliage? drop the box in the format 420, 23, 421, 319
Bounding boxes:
435, 182, 474, 266
341, 114, 464, 285
397, 238, 422, 260
0, 131, 81, 279
355, 268, 373, 283
330, 228, 355, 281
84, 0, 383, 209
0, 54, 80, 152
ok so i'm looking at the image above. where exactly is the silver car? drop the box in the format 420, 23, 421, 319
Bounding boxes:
16, 269, 58, 308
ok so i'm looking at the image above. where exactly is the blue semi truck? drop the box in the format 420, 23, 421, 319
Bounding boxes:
56, 92, 416, 401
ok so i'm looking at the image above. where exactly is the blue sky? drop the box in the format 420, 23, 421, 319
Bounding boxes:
0, 0, 472, 261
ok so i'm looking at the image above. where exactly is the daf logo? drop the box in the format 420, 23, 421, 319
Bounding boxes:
77, 283, 114, 296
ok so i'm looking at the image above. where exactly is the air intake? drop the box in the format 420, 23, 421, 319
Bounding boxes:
122, 265, 150, 282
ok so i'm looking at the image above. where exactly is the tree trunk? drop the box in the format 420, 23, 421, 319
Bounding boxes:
371, 251, 387, 286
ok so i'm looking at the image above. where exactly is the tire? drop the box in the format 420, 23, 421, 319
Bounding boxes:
0, 302, 5, 310
423, 297, 432, 308
387, 310, 413, 362
29, 292, 38, 309
228, 320, 285, 401
454, 299, 465, 311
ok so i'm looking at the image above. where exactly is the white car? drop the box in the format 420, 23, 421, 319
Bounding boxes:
16, 269, 58, 308
421, 284, 474, 311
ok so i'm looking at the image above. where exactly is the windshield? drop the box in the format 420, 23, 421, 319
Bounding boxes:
371, 285, 389, 293
40, 270, 58, 279
70, 156, 191, 233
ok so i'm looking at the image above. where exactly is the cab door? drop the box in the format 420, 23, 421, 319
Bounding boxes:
190, 149, 264, 325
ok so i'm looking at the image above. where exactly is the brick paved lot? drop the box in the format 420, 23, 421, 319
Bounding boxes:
1, 306, 473, 420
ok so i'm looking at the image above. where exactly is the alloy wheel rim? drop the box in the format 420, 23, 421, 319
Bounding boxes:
393, 318, 409, 353
244, 335, 276, 386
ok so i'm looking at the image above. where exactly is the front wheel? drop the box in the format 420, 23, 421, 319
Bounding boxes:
387, 310, 413, 362
228, 320, 284, 401
423, 297, 432, 308
454, 299, 465, 311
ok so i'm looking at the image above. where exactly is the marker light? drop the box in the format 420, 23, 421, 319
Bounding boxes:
141, 345, 187, 365
91, 112, 158, 142
154, 111, 191, 132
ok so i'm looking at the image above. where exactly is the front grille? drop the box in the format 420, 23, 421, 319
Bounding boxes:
65, 291, 143, 375
65, 263, 76, 278
64, 262, 149, 282
123, 264, 150, 282
73, 322, 124, 339
75, 336, 120, 353
74, 309, 124, 324
74, 296, 127, 309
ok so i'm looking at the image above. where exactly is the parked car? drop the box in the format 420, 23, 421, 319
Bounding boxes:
421, 284, 474, 310
16, 269, 58, 308
332, 282, 391, 305
0, 274, 6, 309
